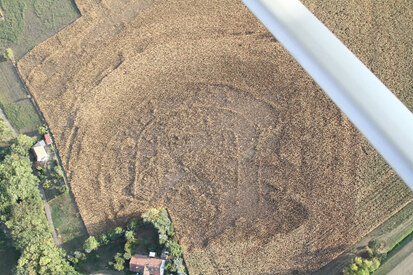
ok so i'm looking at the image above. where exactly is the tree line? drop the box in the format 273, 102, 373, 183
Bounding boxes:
0, 135, 77, 274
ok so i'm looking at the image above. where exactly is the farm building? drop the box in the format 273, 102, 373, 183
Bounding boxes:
32, 140, 48, 162
129, 254, 165, 275
44, 133, 52, 145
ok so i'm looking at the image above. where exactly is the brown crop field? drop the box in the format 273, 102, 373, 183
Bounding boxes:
17, 0, 412, 274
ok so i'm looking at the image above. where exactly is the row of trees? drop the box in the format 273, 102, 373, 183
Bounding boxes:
70, 219, 142, 271
0, 135, 77, 274
142, 208, 187, 275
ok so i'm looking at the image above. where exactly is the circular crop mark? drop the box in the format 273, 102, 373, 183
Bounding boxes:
122, 83, 308, 241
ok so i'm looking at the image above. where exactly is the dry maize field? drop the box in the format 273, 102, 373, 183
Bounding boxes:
18, 0, 412, 274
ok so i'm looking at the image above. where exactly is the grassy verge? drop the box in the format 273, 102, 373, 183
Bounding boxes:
0, 0, 80, 135
0, 0, 26, 42
382, 229, 413, 265
0, 229, 20, 275
0, 98, 41, 132
49, 192, 88, 252
372, 202, 413, 237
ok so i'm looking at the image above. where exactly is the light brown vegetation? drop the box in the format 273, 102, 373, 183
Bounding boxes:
18, 0, 412, 274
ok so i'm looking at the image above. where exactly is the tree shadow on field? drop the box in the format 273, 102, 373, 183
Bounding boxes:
290, 245, 348, 274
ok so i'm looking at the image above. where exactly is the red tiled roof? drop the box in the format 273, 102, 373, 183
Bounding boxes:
44, 134, 52, 145
129, 255, 164, 275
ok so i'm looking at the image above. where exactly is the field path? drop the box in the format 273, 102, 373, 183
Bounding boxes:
0, 107, 61, 246
39, 187, 62, 247
0, 107, 17, 137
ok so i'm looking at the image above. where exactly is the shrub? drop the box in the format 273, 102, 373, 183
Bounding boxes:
159, 233, 168, 244
124, 241, 133, 255
106, 229, 117, 241
59, 185, 69, 194
83, 236, 99, 253
123, 252, 131, 260
127, 218, 141, 231
166, 240, 184, 258
3, 48, 14, 63
125, 230, 135, 241
98, 234, 110, 246
114, 226, 124, 236
38, 126, 47, 135
344, 256, 380, 275
112, 253, 125, 271
54, 165, 64, 179
42, 180, 51, 189
368, 239, 381, 250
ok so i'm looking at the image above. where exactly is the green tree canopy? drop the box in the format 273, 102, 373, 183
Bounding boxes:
0, 135, 77, 274
3, 48, 15, 63
17, 239, 77, 275
83, 236, 99, 253
0, 120, 13, 142
166, 240, 184, 258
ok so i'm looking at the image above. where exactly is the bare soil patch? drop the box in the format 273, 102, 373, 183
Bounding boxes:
18, 0, 412, 274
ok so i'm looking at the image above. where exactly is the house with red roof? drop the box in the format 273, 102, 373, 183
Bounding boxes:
129, 253, 165, 275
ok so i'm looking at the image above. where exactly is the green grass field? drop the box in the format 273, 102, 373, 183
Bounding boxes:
0, 0, 79, 134
49, 192, 88, 252
369, 202, 413, 252
0, 0, 80, 58
0, 0, 26, 43
0, 229, 20, 275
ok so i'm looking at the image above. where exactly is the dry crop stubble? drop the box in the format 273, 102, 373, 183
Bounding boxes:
18, 0, 412, 274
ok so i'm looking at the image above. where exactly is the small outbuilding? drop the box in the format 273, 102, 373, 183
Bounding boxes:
32, 140, 48, 162
44, 133, 52, 145
129, 253, 165, 275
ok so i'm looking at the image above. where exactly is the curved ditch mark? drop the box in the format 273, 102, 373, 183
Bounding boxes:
63, 126, 79, 174
93, 52, 125, 86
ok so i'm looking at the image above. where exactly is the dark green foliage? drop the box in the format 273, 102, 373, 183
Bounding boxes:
59, 185, 69, 194
54, 165, 64, 180
7, 197, 50, 250
165, 259, 176, 273
106, 229, 117, 241
166, 240, 184, 258
368, 239, 381, 250
0, 135, 77, 274
68, 251, 86, 269
142, 208, 175, 244
17, 239, 76, 274
142, 208, 186, 274
0, 135, 39, 219
98, 234, 110, 246
127, 218, 142, 231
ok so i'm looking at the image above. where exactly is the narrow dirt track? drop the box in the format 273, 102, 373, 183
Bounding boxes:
17, 0, 412, 274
